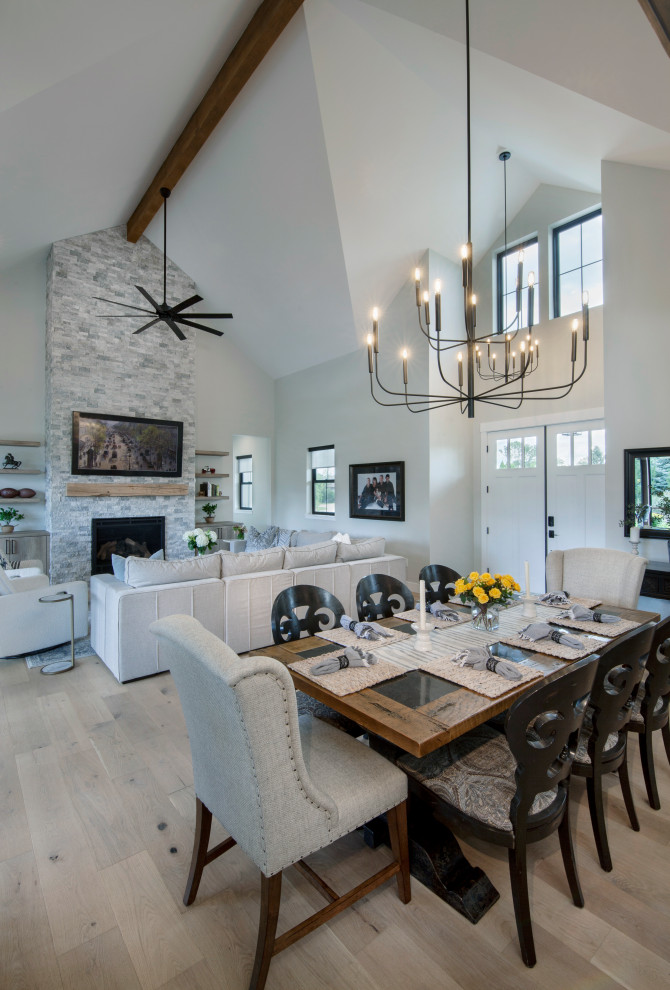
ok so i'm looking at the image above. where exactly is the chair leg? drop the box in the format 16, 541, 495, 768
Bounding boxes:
184, 798, 213, 906
638, 730, 661, 811
508, 841, 536, 968
586, 774, 612, 872
558, 792, 584, 907
662, 720, 670, 765
250, 872, 282, 990
618, 744, 640, 831
386, 800, 411, 904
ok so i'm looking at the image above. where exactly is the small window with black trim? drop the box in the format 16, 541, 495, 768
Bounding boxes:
237, 455, 252, 510
497, 237, 539, 333
309, 445, 335, 515
553, 209, 602, 318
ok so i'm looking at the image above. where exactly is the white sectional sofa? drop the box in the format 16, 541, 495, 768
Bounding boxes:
90, 534, 407, 682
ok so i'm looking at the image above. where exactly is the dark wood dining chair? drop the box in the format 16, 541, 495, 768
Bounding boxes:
355, 573, 414, 622
571, 622, 655, 871
625, 615, 670, 810
397, 653, 599, 967
271, 584, 345, 643
419, 564, 460, 605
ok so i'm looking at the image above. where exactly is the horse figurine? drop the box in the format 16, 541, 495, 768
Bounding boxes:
2, 453, 21, 469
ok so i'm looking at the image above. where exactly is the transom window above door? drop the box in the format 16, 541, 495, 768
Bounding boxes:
496, 436, 538, 470
555, 428, 606, 467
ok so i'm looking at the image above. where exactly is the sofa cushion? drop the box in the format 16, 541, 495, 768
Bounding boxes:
271, 527, 294, 548
112, 548, 164, 581
218, 545, 285, 577
283, 540, 338, 569
291, 529, 337, 547
125, 554, 220, 589
335, 536, 386, 562
0, 568, 15, 595
245, 525, 279, 552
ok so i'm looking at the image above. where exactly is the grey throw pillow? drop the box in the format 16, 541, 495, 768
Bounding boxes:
111, 548, 164, 582
245, 525, 279, 552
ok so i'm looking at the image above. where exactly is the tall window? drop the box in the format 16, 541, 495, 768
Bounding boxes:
309, 445, 335, 515
497, 237, 539, 333
237, 455, 252, 510
553, 209, 602, 317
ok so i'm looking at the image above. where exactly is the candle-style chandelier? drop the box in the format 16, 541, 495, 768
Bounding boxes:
366, 0, 589, 419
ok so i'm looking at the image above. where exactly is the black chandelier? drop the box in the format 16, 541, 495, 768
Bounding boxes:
366, 0, 589, 418
95, 187, 232, 341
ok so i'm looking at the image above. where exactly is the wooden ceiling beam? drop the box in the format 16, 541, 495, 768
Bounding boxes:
126, 0, 305, 243
638, 0, 670, 59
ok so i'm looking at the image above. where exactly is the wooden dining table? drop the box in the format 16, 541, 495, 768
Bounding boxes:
257, 601, 661, 922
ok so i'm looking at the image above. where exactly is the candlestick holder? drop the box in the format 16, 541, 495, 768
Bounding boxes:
521, 596, 537, 619
412, 625, 433, 652
629, 538, 640, 556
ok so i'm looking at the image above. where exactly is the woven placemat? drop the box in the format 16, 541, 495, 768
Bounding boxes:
534, 595, 601, 610
315, 626, 412, 649
548, 614, 639, 637
288, 652, 404, 696
395, 608, 471, 629
497, 630, 603, 660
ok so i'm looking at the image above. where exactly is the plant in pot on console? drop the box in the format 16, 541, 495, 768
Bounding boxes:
619, 503, 649, 542
233, 523, 247, 541
202, 502, 217, 524
0, 506, 24, 533
454, 571, 519, 632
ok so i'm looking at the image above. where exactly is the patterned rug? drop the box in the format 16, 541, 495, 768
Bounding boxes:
25, 637, 95, 669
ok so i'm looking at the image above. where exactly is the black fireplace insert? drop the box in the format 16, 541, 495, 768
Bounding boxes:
91, 516, 165, 575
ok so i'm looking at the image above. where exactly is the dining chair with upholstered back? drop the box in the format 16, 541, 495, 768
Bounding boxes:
571, 622, 655, 871
545, 548, 648, 608
397, 653, 599, 967
625, 614, 670, 810
271, 584, 345, 644
356, 573, 414, 622
150, 614, 411, 990
419, 564, 460, 605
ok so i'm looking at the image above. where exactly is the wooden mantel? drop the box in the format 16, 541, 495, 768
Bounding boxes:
66, 483, 189, 497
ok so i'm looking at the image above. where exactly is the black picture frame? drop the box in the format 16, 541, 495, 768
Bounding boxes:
623, 446, 670, 539
72, 411, 183, 477
349, 461, 405, 521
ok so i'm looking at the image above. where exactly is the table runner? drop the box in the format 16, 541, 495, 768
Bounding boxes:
395, 607, 471, 629
288, 652, 405, 696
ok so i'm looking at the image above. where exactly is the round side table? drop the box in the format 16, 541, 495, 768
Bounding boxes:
38, 591, 75, 675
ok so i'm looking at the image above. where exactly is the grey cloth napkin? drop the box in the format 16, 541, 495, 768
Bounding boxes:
450, 646, 522, 681
416, 601, 461, 622
538, 591, 571, 605
341, 615, 393, 640
561, 604, 618, 624
518, 622, 583, 648
311, 645, 378, 675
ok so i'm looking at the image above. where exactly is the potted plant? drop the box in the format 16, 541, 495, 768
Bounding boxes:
182, 528, 218, 556
0, 506, 24, 533
233, 523, 247, 541
619, 503, 649, 542
202, 502, 217, 524
453, 571, 520, 631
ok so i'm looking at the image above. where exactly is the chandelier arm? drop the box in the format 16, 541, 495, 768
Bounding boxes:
372, 355, 462, 402
369, 379, 460, 411
501, 344, 588, 396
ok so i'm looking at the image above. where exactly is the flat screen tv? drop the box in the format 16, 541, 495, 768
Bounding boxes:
71, 411, 183, 477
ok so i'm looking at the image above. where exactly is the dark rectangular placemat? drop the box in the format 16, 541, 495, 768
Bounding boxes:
296, 643, 342, 659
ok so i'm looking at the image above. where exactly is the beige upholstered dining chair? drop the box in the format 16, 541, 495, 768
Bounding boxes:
150, 615, 411, 990
545, 548, 648, 609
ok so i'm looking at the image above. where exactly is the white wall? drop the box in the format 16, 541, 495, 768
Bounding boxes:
602, 161, 670, 564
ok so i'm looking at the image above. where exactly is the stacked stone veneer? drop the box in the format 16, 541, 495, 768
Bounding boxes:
46, 226, 197, 583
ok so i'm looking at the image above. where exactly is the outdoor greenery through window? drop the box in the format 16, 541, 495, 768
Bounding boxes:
553, 210, 602, 317
237, 455, 252, 510
309, 445, 335, 515
497, 237, 539, 333
633, 454, 670, 529
496, 436, 537, 470
556, 429, 605, 467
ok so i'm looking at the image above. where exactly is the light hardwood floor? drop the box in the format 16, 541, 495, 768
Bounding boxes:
1, 652, 669, 990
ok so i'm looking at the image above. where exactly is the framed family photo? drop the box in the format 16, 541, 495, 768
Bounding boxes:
349, 461, 405, 521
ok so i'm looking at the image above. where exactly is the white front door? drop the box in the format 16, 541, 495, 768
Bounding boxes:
546, 421, 606, 552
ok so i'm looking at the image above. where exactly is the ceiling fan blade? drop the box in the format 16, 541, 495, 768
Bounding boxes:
132, 318, 161, 334
93, 296, 156, 315
134, 285, 161, 310
164, 317, 187, 341
170, 294, 203, 314
175, 317, 224, 337
180, 312, 233, 319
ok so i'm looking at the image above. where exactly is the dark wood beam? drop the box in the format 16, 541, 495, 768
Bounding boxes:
638, 0, 670, 58
127, 0, 306, 242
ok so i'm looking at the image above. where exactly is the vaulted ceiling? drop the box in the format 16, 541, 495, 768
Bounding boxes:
2, 0, 670, 377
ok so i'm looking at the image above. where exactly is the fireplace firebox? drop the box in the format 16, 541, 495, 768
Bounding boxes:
92, 516, 165, 575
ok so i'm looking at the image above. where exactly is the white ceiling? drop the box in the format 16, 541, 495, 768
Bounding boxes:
2, 0, 669, 377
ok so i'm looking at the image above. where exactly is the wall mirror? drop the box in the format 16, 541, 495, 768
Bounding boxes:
623, 447, 670, 538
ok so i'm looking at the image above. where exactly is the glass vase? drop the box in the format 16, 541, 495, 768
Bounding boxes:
470, 603, 500, 632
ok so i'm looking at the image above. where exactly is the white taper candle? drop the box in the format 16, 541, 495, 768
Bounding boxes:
524, 560, 531, 599
419, 579, 426, 630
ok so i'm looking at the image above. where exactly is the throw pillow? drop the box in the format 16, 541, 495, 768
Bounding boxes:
245, 525, 279, 552
335, 536, 386, 562
111, 548, 164, 582
283, 540, 338, 569
125, 554, 220, 589
294, 529, 336, 547
218, 545, 285, 577
331, 532, 351, 544
272, 527, 294, 549
0, 550, 19, 570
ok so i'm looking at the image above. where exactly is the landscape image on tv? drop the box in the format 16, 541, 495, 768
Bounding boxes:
72, 412, 183, 477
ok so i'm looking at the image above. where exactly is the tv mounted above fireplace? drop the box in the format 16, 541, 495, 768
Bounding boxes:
72, 411, 183, 478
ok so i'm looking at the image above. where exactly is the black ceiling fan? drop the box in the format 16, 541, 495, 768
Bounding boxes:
95, 187, 232, 340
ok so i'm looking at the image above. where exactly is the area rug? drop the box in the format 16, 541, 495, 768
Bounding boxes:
25, 637, 95, 669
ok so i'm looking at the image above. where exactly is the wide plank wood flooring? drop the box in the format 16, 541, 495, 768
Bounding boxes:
1, 652, 669, 989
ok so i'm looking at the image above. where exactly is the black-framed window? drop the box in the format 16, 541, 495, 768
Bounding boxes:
309, 445, 335, 515
553, 209, 602, 317
497, 237, 539, 333
237, 455, 252, 510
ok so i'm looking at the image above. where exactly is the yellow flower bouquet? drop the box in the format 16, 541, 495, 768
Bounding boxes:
454, 571, 520, 608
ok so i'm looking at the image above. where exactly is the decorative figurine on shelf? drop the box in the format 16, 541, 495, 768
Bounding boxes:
2, 453, 21, 469
202, 502, 217, 524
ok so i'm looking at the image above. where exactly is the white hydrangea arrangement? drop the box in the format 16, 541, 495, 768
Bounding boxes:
183, 528, 218, 555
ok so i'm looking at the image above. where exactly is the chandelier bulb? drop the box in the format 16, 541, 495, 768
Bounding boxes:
435, 279, 442, 294
528, 271, 535, 288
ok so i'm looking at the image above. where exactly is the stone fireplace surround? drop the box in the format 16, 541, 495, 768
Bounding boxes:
46, 226, 197, 584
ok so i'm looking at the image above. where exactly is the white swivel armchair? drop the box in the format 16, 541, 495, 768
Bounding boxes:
0, 566, 88, 658
546, 548, 648, 609
150, 614, 411, 990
